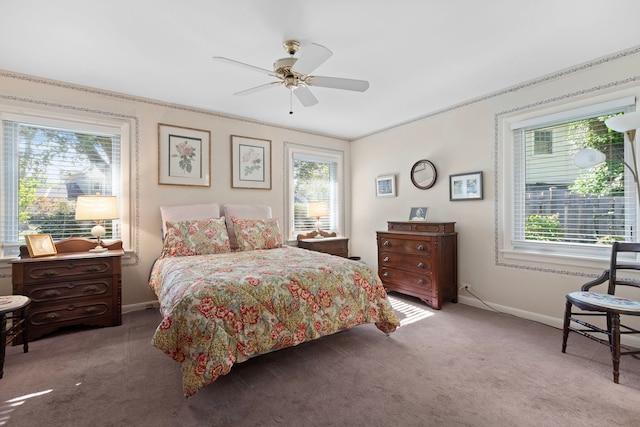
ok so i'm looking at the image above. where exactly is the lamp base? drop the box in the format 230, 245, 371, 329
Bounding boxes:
89, 245, 108, 253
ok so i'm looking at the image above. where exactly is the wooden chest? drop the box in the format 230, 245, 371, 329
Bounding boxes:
11, 238, 123, 342
377, 222, 457, 309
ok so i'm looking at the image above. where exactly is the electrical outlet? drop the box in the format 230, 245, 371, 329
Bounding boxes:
459, 284, 471, 292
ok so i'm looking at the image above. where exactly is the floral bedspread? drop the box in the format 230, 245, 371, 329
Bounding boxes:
148, 246, 400, 396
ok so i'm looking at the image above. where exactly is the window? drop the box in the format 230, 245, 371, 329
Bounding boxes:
1, 113, 127, 258
509, 96, 636, 258
533, 130, 552, 155
285, 143, 344, 240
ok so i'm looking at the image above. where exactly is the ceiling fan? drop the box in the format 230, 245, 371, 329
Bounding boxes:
213, 40, 369, 113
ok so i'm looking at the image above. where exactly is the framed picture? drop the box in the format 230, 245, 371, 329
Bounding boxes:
376, 174, 396, 197
450, 171, 483, 201
25, 234, 57, 258
231, 135, 272, 189
409, 207, 428, 221
158, 123, 211, 187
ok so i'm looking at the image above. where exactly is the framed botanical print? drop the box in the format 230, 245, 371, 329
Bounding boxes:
231, 135, 272, 189
158, 123, 211, 187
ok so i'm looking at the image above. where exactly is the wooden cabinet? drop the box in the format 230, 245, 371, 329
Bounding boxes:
11, 238, 123, 342
298, 237, 349, 258
377, 222, 457, 309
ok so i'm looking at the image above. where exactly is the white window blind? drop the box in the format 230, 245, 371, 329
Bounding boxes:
1, 116, 122, 257
512, 97, 636, 249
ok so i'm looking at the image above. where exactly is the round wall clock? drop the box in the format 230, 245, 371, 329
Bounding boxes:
411, 159, 437, 189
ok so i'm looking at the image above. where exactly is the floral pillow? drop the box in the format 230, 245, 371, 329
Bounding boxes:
230, 216, 283, 251
161, 217, 231, 257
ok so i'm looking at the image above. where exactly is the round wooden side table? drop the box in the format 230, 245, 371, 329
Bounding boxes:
0, 295, 31, 379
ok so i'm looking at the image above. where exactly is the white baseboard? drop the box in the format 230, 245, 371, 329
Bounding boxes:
457, 294, 640, 348
122, 300, 159, 314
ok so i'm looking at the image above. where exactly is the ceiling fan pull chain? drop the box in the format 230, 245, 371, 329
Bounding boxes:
289, 90, 293, 115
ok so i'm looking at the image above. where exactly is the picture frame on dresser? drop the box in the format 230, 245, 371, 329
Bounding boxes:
376, 174, 396, 197
449, 171, 483, 201
231, 135, 272, 189
409, 207, 428, 221
158, 123, 211, 187
25, 234, 57, 257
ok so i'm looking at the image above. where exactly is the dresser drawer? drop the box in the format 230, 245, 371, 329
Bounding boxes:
22, 258, 114, 284
379, 252, 432, 271
378, 236, 432, 255
28, 301, 112, 327
379, 267, 433, 293
25, 278, 112, 303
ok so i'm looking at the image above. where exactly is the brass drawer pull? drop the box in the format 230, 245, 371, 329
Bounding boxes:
418, 279, 425, 285
417, 245, 425, 251
66, 305, 76, 311
383, 240, 391, 246
45, 313, 59, 321
84, 265, 101, 273
42, 289, 62, 298
383, 271, 390, 277
42, 270, 60, 277
383, 256, 390, 262
417, 262, 425, 268
83, 285, 99, 293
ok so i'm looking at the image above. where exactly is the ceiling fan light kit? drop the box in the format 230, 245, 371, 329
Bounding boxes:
213, 39, 369, 113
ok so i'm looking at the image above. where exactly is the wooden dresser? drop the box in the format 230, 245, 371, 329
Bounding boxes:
10, 238, 123, 342
377, 222, 458, 309
297, 230, 349, 258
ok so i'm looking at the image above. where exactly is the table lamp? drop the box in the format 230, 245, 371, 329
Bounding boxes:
307, 201, 329, 238
75, 195, 119, 252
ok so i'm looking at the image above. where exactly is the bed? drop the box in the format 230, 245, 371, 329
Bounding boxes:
148, 203, 400, 396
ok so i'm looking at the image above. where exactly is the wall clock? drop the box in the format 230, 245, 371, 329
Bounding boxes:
411, 159, 437, 189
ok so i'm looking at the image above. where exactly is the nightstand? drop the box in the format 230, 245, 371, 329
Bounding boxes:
10, 238, 123, 342
297, 234, 349, 258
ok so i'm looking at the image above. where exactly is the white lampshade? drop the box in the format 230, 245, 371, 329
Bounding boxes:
604, 111, 640, 133
75, 195, 119, 221
307, 201, 329, 218
574, 148, 606, 169
75, 195, 119, 252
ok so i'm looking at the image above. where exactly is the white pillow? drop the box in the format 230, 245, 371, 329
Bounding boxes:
160, 203, 221, 238
222, 204, 272, 249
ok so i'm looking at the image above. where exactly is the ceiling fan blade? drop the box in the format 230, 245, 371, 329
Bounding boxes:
212, 56, 273, 75
308, 76, 369, 92
293, 85, 319, 107
234, 81, 281, 96
291, 43, 333, 75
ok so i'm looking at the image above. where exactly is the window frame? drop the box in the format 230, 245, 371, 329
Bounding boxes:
284, 142, 345, 242
0, 108, 133, 260
498, 94, 638, 268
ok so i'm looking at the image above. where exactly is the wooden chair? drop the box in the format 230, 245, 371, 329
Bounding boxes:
562, 242, 640, 383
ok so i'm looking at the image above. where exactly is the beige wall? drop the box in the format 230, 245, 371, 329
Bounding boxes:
0, 72, 350, 310
2, 46, 640, 329
350, 47, 640, 328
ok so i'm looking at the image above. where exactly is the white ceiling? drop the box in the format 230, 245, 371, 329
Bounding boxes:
2, 1, 640, 140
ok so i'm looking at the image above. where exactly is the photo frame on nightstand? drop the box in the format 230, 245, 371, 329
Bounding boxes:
25, 234, 57, 257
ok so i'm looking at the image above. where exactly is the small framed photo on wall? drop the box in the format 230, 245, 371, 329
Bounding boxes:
376, 174, 396, 197
449, 171, 483, 201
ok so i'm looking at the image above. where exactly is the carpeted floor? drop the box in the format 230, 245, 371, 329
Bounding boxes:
2, 293, 640, 427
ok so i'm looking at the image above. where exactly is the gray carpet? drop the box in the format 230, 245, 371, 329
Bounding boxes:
2, 293, 639, 427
